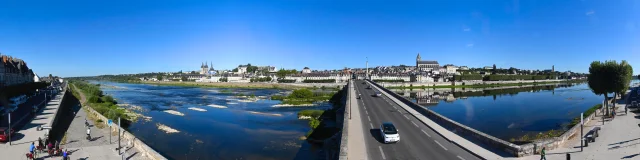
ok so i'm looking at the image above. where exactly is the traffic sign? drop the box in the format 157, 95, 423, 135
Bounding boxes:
108, 119, 113, 127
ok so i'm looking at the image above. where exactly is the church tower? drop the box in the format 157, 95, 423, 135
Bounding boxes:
416, 53, 421, 68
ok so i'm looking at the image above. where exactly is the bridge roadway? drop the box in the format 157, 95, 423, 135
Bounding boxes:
354, 80, 480, 160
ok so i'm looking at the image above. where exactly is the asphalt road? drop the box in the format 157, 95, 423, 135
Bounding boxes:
354, 80, 480, 160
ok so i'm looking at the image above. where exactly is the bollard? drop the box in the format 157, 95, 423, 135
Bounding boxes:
566, 153, 571, 160
584, 138, 589, 147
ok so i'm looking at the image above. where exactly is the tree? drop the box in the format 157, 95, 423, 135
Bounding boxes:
492, 64, 497, 75
277, 69, 287, 79
48, 74, 53, 80
190, 71, 196, 74
614, 60, 634, 99
156, 75, 163, 81
588, 60, 632, 116
232, 68, 239, 72
181, 76, 188, 81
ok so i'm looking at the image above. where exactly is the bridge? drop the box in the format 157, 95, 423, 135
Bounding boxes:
340, 79, 502, 160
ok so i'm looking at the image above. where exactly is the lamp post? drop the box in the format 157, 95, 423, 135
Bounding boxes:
366, 57, 369, 80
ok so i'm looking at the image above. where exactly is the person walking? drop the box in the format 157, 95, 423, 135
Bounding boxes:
540, 147, 546, 160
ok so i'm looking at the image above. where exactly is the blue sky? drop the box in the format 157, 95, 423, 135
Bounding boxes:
0, 0, 638, 77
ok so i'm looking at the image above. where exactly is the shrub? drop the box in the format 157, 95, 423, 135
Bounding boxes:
290, 89, 313, 99
298, 110, 324, 119
270, 95, 286, 100
303, 79, 335, 83
309, 119, 321, 129
277, 79, 296, 83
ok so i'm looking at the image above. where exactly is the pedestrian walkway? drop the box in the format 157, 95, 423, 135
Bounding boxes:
346, 80, 368, 160
515, 93, 640, 160
64, 84, 149, 160
0, 89, 65, 159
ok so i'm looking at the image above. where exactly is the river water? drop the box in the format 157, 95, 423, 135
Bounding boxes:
92, 81, 330, 160
391, 82, 613, 141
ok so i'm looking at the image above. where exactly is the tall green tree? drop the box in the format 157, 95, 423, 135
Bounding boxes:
613, 60, 634, 99
588, 60, 633, 116
156, 75, 163, 81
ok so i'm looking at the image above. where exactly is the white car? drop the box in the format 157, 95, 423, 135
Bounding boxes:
380, 122, 400, 143
375, 92, 382, 97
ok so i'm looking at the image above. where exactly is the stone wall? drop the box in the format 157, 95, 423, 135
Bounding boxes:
83, 105, 167, 160
375, 79, 568, 88
370, 80, 604, 157
338, 81, 351, 160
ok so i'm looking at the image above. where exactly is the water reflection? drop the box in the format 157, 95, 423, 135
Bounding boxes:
390, 83, 600, 141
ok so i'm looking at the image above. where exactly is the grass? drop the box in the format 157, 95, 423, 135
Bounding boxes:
568, 104, 602, 128
387, 79, 587, 89
510, 103, 602, 144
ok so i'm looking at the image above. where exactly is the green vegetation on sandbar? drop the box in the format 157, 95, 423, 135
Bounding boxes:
301, 88, 345, 140
277, 88, 335, 105
298, 110, 324, 119
70, 80, 132, 124
387, 79, 586, 89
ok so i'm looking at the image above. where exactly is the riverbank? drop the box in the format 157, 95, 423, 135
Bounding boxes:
387, 79, 586, 89
139, 81, 311, 90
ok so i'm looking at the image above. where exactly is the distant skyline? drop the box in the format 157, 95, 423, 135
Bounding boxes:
0, 0, 638, 77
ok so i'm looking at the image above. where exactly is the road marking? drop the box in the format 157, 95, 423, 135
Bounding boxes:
370, 123, 374, 129
404, 115, 409, 120
421, 130, 431, 137
378, 146, 387, 160
434, 140, 448, 150
367, 115, 371, 121
365, 110, 369, 115
411, 121, 419, 127
457, 155, 466, 160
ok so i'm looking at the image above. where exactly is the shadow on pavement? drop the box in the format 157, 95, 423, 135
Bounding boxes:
90, 135, 104, 141
127, 152, 139, 160
608, 138, 640, 146
369, 129, 383, 143
622, 153, 640, 159
10, 132, 26, 141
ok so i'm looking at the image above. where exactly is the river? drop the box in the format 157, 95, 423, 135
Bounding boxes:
92, 81, 330, 160
390, 81, 639, 141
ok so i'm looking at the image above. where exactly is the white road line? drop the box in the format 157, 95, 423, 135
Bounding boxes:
367, 115, 371, 121
378, 146, 387, 160
421, 130, 431, 137
434, 140, 448, 150
404, 115, 410, 120
365, 110, 369, 115
411, 121, 419, 127
370, 123, 374, 129
457, 155, 466, 160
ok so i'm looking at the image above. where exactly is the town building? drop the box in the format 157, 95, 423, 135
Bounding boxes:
237, 65, 248, 74
416, 53, 439, 72
1, 54, 35, 87
302, 67, 311, 74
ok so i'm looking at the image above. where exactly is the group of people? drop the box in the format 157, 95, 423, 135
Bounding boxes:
29, 137, 68, 159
